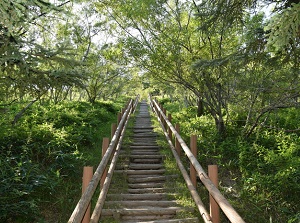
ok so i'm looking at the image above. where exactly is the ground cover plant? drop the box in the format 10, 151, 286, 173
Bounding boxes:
159, 98, 300, 223
0, 98, 126, 222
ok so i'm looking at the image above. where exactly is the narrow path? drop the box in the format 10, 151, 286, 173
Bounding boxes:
100, 101, 199, 223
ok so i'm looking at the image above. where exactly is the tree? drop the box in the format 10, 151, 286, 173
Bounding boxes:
0, 0, 84, 116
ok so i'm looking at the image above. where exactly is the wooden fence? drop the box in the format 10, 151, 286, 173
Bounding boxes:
150, 96, 245, 223
68, 95, 139, 223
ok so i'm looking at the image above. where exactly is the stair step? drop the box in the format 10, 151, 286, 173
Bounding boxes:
131, 143, 158, 146
133, 134, 157, 138
121, 217, 199, 223
114, 169, 166, 175
131, 151, 160, 155
105, 200, 179, 207
130, 145, 160, 149
128, 183, 165, 189
128, 176, 166, 183
101, 207, 190, 216
127, 188, 166, 193
129, 155, 165, 159
131, 158, 161, 163
120, 215, 173, 221
106, 193, 174, 200
129, 164, 164, 170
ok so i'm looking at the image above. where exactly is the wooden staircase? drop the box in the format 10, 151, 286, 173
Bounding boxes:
100, 101, 199, 223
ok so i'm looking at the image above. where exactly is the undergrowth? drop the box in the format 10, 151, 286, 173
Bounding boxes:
0, 98, 127, 222
159, 99, 300, 223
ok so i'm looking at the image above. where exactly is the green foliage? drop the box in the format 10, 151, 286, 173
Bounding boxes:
164, 101, 300, 222
266, 3, 300, 51
0, 99, 122, 222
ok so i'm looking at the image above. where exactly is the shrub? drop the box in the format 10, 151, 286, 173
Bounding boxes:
0, 99, 122, 221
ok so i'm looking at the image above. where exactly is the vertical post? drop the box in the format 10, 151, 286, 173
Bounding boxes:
168, 114, 172, 140
117, 112, 122, 125
190, 135, 197, 188
163, 108, 167, 129
82, 166, 93, 223
100, 138, 110, 188
175, 123, 181, 156
208, 165, 220, 223
131, 100, 134, 113
111, 123, 117, 139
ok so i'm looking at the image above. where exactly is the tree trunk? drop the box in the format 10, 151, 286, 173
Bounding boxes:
12, 98, 39, 125
197, 97, 204, 117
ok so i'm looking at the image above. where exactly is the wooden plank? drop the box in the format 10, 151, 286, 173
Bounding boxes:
128, 183, 165, 189
114, 169, 166, 175
104, 200, 178, 207
120, 215, 173, 221
133, 134, 157, 138
131, 143, 157, 146
127, 188, 165, 193
131, 158, 161, 163
121, 217, 199, 223
130, 151, 160, 156
101, 207, 188, 216
129, 155, 165, 159
106, 193, 170, 200
127, 176, 166, 183
129, 164, 163, 170
130, 145, 160, 149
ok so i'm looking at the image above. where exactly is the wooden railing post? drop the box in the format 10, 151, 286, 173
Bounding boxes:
163, 108, 167, 129
190, 135, 197, 188
117, 112, 122, 125
111, 123, 117, 140
101, 138, 110, 188
82, 166, 93, 223
168, 114, 172, 140
208, 165, 220, 223
175, 123, 181, 156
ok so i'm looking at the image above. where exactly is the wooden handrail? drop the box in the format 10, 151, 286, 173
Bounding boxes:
150, 97, 245, 223
152, 104, 212, 223
90, 99, 132, 222
68, 96, 139, 223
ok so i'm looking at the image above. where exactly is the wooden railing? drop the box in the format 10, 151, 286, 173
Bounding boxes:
68, 95, 139, 223
150, 96, 246, 223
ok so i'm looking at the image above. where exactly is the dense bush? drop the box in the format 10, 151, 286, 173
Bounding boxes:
0, 100, 121, 222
